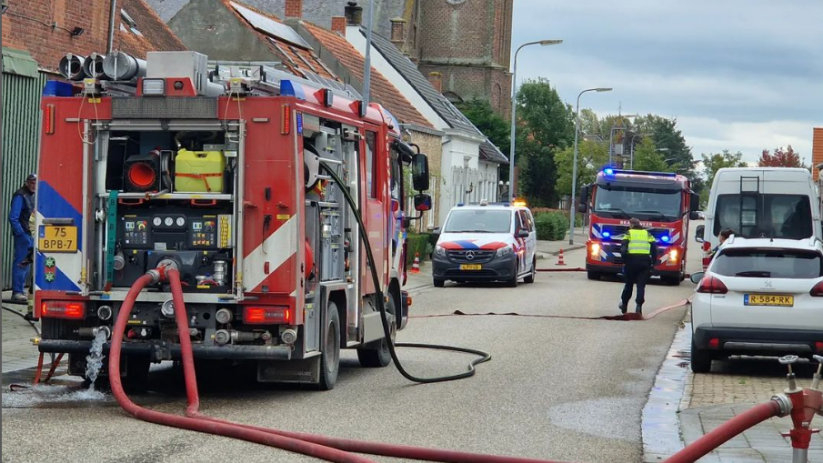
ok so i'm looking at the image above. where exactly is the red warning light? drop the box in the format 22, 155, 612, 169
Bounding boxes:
127, 162, 157, 190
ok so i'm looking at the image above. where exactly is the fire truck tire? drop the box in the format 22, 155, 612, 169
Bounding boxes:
357, 297, 396, 368
317, 303, 341, 390
433, 278, 445, 287
524, 258, 536, 284
587, 270, 601, 280
663, 276, 682, 286
123, 355, 151, 393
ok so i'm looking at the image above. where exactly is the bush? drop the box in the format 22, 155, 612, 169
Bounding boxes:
534, 211, 568, 241
405, 233, 431, 265
532, 207, 584, 226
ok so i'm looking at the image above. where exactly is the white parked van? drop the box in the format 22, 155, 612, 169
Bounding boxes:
697, 167, 822, 268
431, 202, 537, 287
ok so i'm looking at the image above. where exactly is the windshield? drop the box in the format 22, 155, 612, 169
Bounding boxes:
443, 209, 512, 233
593, 187, 681, 220
712, 249, 823, 279
714, 194, 812, 239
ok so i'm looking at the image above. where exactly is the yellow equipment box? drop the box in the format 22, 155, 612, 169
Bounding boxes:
175, 149, 225, 193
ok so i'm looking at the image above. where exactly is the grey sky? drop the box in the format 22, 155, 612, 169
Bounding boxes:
512, 0, 823, 165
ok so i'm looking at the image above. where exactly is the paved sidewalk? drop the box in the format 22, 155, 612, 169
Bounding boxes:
1, 291, 42, 374
643, 319, 823, 462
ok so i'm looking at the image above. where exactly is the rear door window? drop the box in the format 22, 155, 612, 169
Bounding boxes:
712, 249, 823, 279
714, 194, 812, 239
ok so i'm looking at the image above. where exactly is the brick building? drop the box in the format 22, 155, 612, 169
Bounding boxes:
149, 0, 514, 118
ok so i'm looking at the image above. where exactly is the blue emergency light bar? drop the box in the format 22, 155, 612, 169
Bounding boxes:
279, 79, 307, 100
601, 168, 677, 178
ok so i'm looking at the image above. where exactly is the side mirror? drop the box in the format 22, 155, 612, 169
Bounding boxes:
414, 193, 431, 212
689, 271, 704, 284
689, 192, 700, 212
412, 154, 429, 191
689, 211, 700, 220
695, 224, 704, 243
577, 185, 590, 213
516, 229, 529, 238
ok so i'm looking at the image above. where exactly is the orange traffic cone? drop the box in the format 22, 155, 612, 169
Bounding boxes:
411, 253, 421, 273
556, 248, 566, 265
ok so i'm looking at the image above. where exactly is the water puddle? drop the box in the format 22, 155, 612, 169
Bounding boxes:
2, 381, 111, 408
2, 331, 111, 408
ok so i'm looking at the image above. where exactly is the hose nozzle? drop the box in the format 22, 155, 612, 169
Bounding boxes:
147, 259, 180, 284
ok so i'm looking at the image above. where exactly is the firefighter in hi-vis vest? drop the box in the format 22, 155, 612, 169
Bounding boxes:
619, 217, 657, 315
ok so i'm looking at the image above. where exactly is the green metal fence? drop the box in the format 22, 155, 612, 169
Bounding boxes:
2, 49, 48, 290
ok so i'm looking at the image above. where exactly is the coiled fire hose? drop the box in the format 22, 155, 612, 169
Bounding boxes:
320, 163, 492, 383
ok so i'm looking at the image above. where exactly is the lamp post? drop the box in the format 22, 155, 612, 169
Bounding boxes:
508, 39, 562, 203
569, 87, 612, 245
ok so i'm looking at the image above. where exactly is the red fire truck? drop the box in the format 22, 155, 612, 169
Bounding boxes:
34, 51, 430, 390
577, 168, 699, 285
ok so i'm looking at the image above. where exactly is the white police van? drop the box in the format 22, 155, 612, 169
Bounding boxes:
431, 201, 537, 287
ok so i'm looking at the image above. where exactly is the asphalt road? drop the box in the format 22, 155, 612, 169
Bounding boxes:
1, 227, 705, 463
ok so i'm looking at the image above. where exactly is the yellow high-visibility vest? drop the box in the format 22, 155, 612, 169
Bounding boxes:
626, 229, 654, 255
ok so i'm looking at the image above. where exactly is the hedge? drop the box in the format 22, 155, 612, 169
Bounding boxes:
405, 233, 432, 265
534, 211, 569, 241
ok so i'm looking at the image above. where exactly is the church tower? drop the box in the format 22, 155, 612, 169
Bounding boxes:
411, 0, 513, 118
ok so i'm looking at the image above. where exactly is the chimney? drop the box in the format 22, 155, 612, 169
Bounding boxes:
390, 17, 406, 47
331, 16, 347, 35
344, 1, 363, 26
427, 72, 442, 93
285, 0, 302, 18
813, 127, 823, 181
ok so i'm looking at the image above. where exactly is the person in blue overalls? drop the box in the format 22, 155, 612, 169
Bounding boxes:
8, 173, 36, 303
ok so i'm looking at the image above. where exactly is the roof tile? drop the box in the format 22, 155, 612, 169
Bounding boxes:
219, 0, 336, 80
366, 29, 507, 164
301, 21, 432, 129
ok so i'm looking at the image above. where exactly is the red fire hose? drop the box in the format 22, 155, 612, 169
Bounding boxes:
109, 268, 573, 463
663, 400, 782, 463
109, 272, 376, 463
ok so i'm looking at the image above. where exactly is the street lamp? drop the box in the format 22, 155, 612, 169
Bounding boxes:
569, 87, 612, 245
508, 39, 562, 203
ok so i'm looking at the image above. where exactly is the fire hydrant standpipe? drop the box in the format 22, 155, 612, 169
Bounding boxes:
109, 267, 572, 463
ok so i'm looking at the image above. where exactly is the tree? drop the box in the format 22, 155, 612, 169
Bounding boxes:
699, 150, 747, 206
634, 115, 693, 173
758, 146, 802, 167
554, 138, 609, 198
457, 98, 511, 180
514, 78, 574, 206
632, 137, 674, 172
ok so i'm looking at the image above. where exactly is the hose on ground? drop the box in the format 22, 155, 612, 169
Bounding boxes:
2, 304, 40, 336
109, 268, 573, 463
321, 163, 492, 384
108, 271, 375, 463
